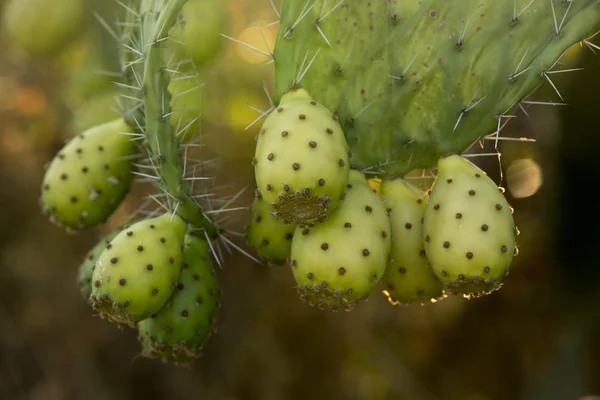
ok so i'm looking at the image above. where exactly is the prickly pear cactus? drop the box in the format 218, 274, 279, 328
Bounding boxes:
90, 213, 187, 326
254, 88, 350, 225
380, 179, 444, 305
138, 234, 219, 365
423, 155, 517, 297
78, 227, 124, 301
41, 118, 137, 231
246, 197, 296, 265
290, 171, 391, 311
274, 1, 600, 175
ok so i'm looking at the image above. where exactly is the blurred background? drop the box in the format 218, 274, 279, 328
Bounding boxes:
0, 1, 599, 399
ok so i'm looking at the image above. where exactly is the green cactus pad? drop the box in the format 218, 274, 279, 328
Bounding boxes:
169, 0, 229, 67
246, 197, 296, 265
255, 88, 350, 225
290, 174, 391, 311
138, 234, 219, 365
78, 227, 124, 302
274, 1, 600, 176
380, 179, 444, 305
41, 118, 137, 231
90, 213, 187, 326
423, 155, 517, 297
2, 0, 85, 57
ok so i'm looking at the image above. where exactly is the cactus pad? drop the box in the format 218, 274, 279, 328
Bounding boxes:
274, 1, 600, 175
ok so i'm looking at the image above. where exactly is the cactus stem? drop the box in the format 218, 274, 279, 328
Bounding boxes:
137, 0, 219, 238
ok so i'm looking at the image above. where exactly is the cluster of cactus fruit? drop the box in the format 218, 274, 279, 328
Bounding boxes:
248, 87, 517, 309
32, 0, 599, 365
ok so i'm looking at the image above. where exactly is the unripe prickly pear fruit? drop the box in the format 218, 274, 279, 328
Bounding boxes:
41, 118, 137, 231
423, 155, 517, 297
290, 171, 391, 311
78, 227, 123, 301
169, 0, 229, 67
254, 89, 350, 225
90, 213, 187, 326
246, 197, 296, 265
2, 0, 85, 57
380, 179, 444, 305
138, 234, 219, 365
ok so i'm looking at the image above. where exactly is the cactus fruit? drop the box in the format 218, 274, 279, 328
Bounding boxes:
274, 1, 600, 175
138, 234, 219, 364
2, 0, 85, 57
77, 227, 123, 301
169, 0, 229, 67
40, 118, 137, 231
423, 155, 517, 297
380, 179, 444, 305
290, 171, 391, 311
254, 88, 350, 225
90, 213, 188, 326
246, 197, 296, 265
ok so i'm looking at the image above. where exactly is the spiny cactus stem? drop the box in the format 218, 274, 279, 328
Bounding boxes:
140, 0, 218, 238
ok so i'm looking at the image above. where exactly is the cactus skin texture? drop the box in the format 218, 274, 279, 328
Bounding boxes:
90, 213, 187, 326
78, 227, 124, 301
274, 1, 600, 176
41, 118, 137, 231
290, 171, 391, 311
138, 234, 219, 365
423, 155, 517, 297
2, 0, 85, 57
380, 179, 444, 305
169, 0, 229, 67
246, 197, 296, 265
255, 88, 350, 225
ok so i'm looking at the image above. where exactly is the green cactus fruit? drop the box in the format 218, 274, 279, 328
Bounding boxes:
380, 179, 444, 305
2, 0, 85, 57
169, 0, 229, 67
290, 174, 391, 311
78, 228, 124, 301
41, 118, 137, 231
255, 88, 350, 225
246, 196, 296, 265
423, 155, 517, 297
90, 213, 187, 326
274, 1, 600, 176
137, 234, 219, 365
